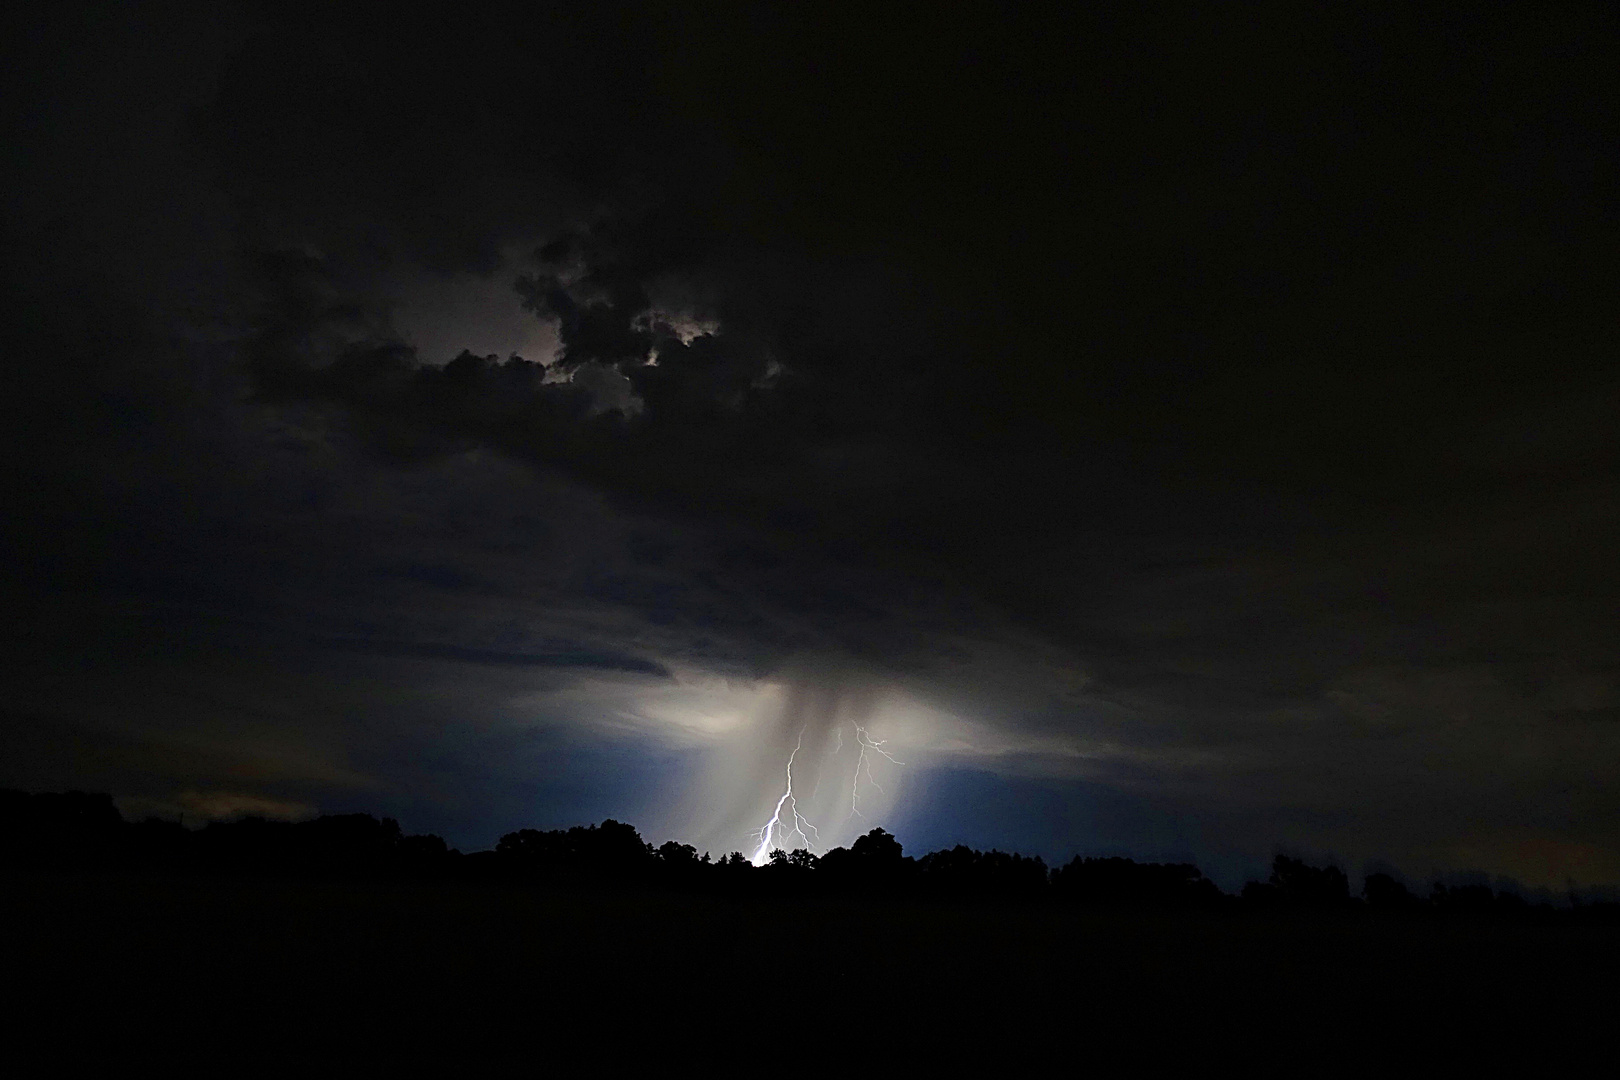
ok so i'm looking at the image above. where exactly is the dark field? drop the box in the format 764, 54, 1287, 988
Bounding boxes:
7, 872, 1614, 1068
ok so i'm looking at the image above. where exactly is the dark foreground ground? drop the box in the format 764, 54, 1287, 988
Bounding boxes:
6, 871, 1615, 1069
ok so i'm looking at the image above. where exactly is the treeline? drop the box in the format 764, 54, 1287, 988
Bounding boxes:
3, 789, 1611, 922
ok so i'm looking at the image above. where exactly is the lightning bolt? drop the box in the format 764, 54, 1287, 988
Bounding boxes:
749, 729, 821, 865
748, 720, 906, 863
849, 721, 903, 819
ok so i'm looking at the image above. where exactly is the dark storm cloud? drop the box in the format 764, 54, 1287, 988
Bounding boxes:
217, 2, 1620, 632
316, 635, 671, 677
5, 2, 1620, 880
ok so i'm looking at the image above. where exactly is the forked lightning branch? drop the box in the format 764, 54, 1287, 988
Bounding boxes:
748, 722, 903, 865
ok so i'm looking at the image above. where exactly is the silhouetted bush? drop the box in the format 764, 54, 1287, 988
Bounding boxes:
1243, 855, 1352, 909
1052, 856, 1222, 909
1429, 881, 1547, 920
496, 819, 653, 881
1363, 872, 1424, 913
919, 845, 1049, 899
818, 828, 914, 890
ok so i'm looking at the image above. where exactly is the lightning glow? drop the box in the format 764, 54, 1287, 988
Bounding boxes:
747, 719, 904, 864
748, 730, 821, 865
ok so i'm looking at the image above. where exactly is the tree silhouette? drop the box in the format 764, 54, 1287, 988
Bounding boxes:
1, 787, 1609, 924
1243, 855, 1351, 908
1364, 872, 1422, 912
1051, 856, 1220, 908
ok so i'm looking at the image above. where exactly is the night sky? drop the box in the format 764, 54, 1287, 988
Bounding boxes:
4, 2, 1618, 889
